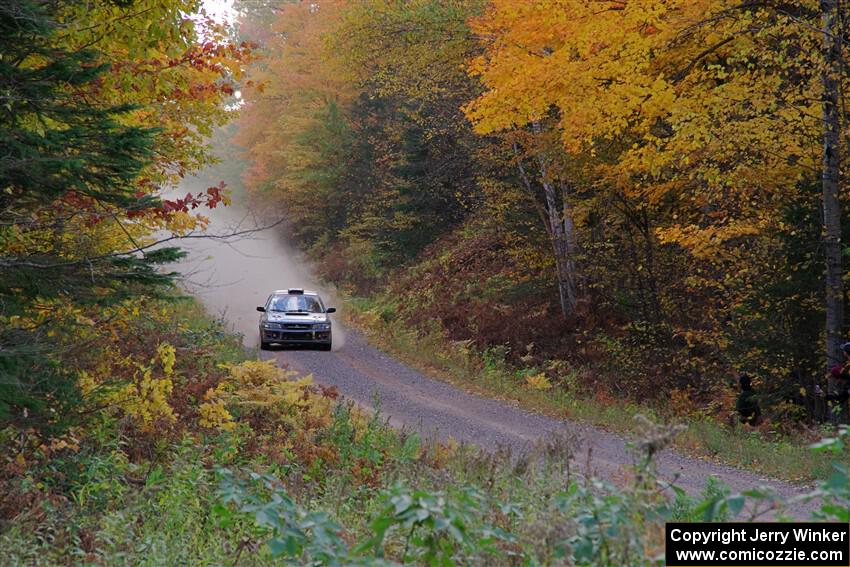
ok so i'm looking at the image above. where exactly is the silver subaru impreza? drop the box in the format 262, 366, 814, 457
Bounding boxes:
257, 288, 336, 350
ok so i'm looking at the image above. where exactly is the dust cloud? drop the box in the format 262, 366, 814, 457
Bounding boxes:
170, 175, 346, 350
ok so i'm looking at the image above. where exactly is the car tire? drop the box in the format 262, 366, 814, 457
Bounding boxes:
260, 336, 270, 350
319, 342, 332, 351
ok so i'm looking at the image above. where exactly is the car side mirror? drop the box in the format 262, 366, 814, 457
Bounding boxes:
256, 306, 266, 312
326, 307, 336, 314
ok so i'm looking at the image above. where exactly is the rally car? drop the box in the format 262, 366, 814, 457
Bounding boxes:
257, 288, 335, 350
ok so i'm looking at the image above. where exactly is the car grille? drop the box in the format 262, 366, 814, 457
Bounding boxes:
283, 323, 312, 330
284, 331, 314, 340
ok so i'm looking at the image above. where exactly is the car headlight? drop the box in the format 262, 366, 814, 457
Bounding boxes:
314, 323, 331, 331
262, 322, 281, 329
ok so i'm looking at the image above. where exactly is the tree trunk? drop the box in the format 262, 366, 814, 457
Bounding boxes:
821, 0, 844, 391
512, 131, 578, 319
541, 175, 577, 318
562, 182, 578, 289
532, 122, 577, 318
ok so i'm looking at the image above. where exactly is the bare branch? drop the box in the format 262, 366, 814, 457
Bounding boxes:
0, 218, 287, 270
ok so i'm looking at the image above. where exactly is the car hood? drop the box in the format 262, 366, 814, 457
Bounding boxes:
265, 313, 329, 324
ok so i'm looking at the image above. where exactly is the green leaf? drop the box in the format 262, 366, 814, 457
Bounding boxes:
267, 538, 288, 557
825, 469, 849, 491
810, 438, 845, 454
255, 509, 271, 527
399, 433, 421, 461
726, 495, 745, 518
572, 539, 595, 563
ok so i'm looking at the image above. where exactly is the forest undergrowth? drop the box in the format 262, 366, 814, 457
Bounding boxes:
2, 299, 849, 566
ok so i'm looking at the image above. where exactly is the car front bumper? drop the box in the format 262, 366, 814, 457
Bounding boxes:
261, 328, 331, 344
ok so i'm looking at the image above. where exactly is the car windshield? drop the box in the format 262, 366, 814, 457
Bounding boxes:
269, 294, 323, 313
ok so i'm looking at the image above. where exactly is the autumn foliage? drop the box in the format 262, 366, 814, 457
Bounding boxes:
5, 1, 850, 563
234, 0, 850, 424
0, 0, 249, 430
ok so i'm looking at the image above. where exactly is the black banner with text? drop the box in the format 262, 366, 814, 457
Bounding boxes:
665, 522, 850, 566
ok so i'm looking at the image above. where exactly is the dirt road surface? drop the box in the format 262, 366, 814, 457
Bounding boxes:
261, 331, 813, 505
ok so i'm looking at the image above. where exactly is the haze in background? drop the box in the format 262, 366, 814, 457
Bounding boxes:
201, 0, 235, 24
170, 130, 346, 349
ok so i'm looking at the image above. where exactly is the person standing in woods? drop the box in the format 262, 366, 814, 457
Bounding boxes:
736, 375, 761, 426
819, 343, 850, 423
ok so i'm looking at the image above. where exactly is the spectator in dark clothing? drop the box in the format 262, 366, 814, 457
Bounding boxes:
736, 374, 760, 426
824, 346, 850, 423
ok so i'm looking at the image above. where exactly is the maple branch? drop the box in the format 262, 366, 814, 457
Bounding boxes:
773, 6, 850, 45
56, 6, 157, 42
512, 141, 554, 240
676, 0, 849, 48
671, 33, 742, 83
95, 198, 146, 258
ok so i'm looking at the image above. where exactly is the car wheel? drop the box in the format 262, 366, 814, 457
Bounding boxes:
319, 342, 332, 351
260, 335, 270, 350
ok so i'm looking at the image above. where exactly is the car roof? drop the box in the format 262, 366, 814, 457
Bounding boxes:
272, 289, 319, 296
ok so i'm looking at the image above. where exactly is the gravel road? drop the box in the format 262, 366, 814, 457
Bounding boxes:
261, 326, 815, 509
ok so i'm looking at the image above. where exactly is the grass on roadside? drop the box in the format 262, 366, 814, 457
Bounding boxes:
341, 295, 839, 484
